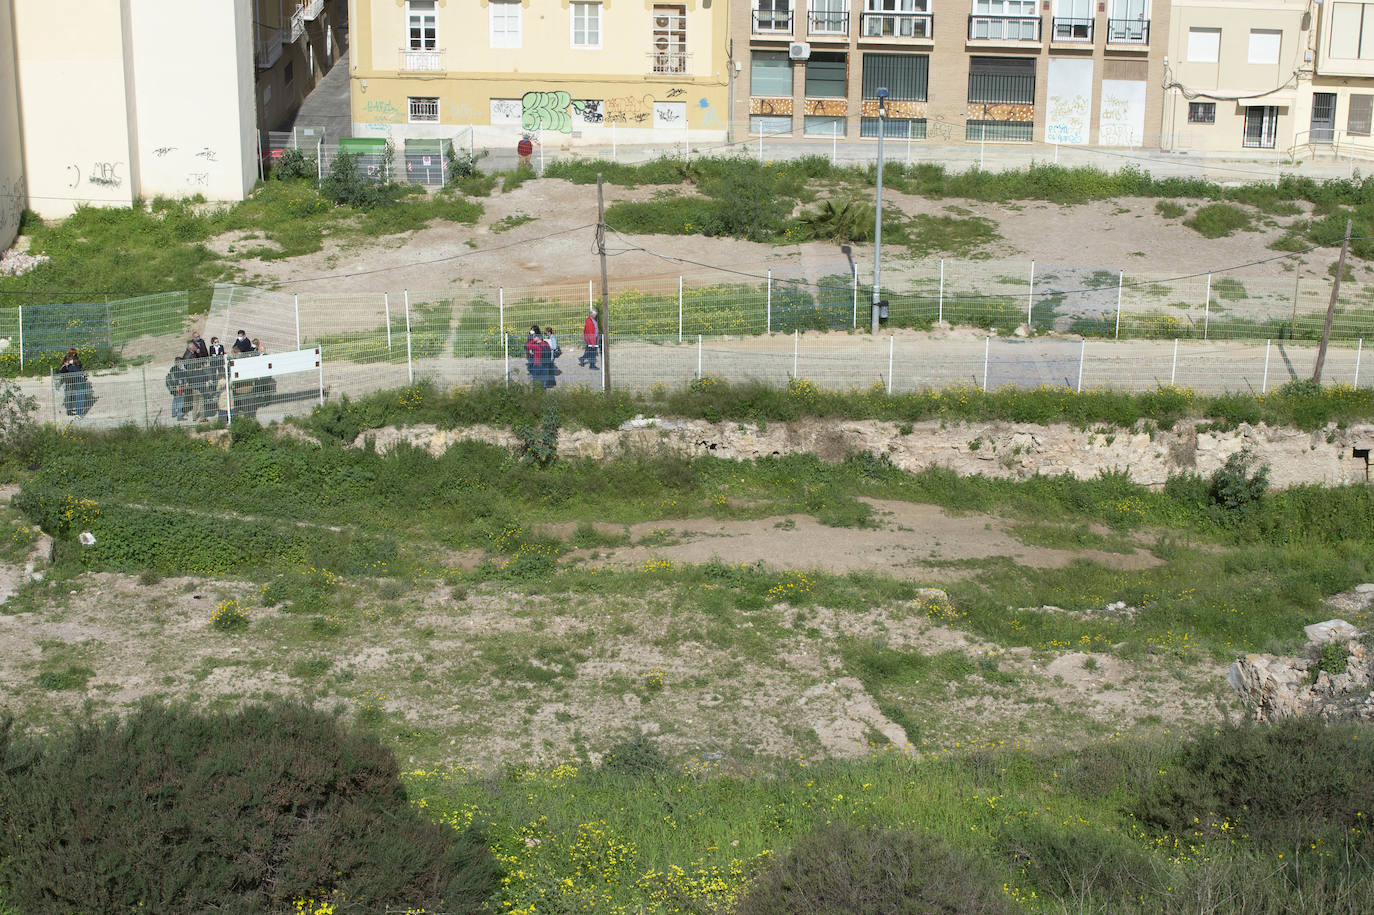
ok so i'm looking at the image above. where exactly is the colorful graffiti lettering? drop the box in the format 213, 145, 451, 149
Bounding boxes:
522, 91, 574, 132
364, 99, 404, 123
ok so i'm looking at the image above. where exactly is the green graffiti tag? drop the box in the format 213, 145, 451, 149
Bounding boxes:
522, 91, 574, 133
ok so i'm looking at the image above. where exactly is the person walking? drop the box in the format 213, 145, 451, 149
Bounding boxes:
58, 348, 90, 417
525, 327, 549, 388
165, 355, 190, 421
579, 306, 599, 370
544, 326, 562, 376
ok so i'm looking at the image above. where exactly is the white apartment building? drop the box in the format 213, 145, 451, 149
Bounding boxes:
1, 0, 24, 249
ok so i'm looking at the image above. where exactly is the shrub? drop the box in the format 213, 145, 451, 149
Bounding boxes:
270, 147, 318, 181
0, 701, 500, 915
1208, 448, 1269, 520
321, 149, 397, 210
0, 379, 37, 450
998, 819, 1164, 903
735, 822, 1015, 915
600, 734, 669, 778
209, 598, 249, 632
1135, 717, 1374, 850
1155, 200, 1186, 219
1184, 203, 1253, 238
514, 401, 560, 466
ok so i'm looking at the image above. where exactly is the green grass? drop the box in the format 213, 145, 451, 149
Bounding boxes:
1184, 203, 1254, 239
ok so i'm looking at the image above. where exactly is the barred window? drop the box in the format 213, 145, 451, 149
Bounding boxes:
409, 96, 439, 122
1187, 102, 1216, 124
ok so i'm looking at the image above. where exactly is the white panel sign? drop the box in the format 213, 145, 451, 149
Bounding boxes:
653, 101, 686, 128
1099, 80, 1146, 147
1045, 58, 1094, 145
229, 347, 321, 381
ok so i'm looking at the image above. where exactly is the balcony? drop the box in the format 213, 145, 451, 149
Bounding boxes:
752, 11, 794, 34
289, 4, 307, 42
1051, 17, 1093, 42
398, 47, 446, 72
969, 14, 1041, 41
256, 28, 283, 69
1106, 18, 1149, 44
861, 12, 933, 40
301, 0, 325, 20
808, 11, 850, 37
650, 50, 689, 75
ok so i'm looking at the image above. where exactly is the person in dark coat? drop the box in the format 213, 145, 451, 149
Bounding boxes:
189, 332, 209, 359
208, 336, 226, 357
165, 355, 190, 420
58, 348, 90, 417
231, 330, 254, 354
525, 328, 546, 387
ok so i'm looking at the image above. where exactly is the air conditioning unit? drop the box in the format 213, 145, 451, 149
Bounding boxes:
788, 42, 811, 61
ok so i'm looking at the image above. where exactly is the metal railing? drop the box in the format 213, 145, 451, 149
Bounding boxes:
808, 10, 850, 35
300, 0, 325, 20
650, 50, 689, 74
861, 11, 933, 39
1106, 18, 1149, 44
968, 14, 1041, 41
1051, 17, 1094, 42
752, 10, 794, 33
399, 47, 446, 72
256, 28, 284, 69
290, 4, 307, 42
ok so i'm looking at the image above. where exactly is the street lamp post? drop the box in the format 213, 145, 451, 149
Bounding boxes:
871, 88, 888, 334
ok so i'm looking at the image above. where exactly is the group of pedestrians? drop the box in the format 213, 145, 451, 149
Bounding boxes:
523, 307, 600, 388
164, 329, 269, 422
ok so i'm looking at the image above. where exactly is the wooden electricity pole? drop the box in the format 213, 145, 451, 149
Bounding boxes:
1313, 218, 1352, 385
596, 174, 611, 396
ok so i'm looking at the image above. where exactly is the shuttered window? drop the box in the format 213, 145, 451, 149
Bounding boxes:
751, 51, 792, 96
862, 53, 928, 101
967, 57, 1035, 104
1350, 95, 1373, 136
805, 52, 848, 98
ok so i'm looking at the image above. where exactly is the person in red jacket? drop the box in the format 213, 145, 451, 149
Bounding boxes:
579, 306, 600, 370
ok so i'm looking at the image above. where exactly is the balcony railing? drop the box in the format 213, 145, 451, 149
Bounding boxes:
256, 28, 284, 69
1106, 18, 1149, 44
861, 11, 933, 39
808, 10, 850, 36
289, 4, 307, 41
1051, 17, 1093, 41
399, 47, 445, 72
650, 50, 689, 75
968, 14, 1041, 41
301, 0, 325, 20
752, 10, 794, 33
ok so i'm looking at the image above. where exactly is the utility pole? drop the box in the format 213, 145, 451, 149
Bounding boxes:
1289, 258, 1302, 340
1313, 218, 1351, 385
596, 174, 611, 395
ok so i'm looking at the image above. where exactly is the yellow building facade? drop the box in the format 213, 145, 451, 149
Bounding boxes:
347, 0, 732, 146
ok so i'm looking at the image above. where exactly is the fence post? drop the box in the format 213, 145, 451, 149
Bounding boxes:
766, 270, 772, 334
1114, 271, 1124, 340
832, 129, 837, 166
317, 139, 323, 184
16, 304, 21, 370
538, 131, 544, 175
498, 287, 504, 340
793, 329, 799, 379
1027, 260, 1035, 328
678, 276, 683, 343
384, 292, 392, 350
404, 289, 413, 384
142, 365, 149, 427
1171, 338, 1178, 387
759, 130, 764, 164
1203, 273, 1212, 339
49, 370, 55, 424
612, 121, 617, 161
697, 334, 702, 379
888, 336, 894, 395
982, 336, 989, 392
938, 259, 944, 324
504, 333, 509, 386
225, 357, 233, 425
851, 264, 858, 329
1356, 338, 1363, 387
1076, 339, 1085, 393
256, 128, 264, 182
1262, 338, 1272, 393
980, 124, 986, 169
294, 294, 301, 349
318, 350, 325, 406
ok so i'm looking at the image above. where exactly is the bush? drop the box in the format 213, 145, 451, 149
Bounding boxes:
321, 149, 398, 210
600, 734, 669, 778
0, 702, 500, 915
735, 822, 1015, 915
1208, 448, 1269, 519
998, 819, 1163, 903
1135, 717, 1374, 850
1184, 203, 1253, 238
270, 147, 318, 181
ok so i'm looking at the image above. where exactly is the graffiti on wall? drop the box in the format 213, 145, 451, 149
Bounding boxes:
363, 99, 404, 123
522, 92, 674, 132
606, 93, 659, 124
1044, 58, 1093, 145
697, 98, 723, 129
750, 97, 793, 116
1099, 80, 1146, 147
88, 162, 124, 188
0, 174, 25, 244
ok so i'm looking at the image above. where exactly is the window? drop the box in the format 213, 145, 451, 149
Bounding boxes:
862, 53, 928, 101
1243, 106, 1278, 148
1248, 29, 1281, 65
1330, 3, 1374, 59
284, 60, 294, 86
755, 0, 792, 32
490, 0, 521, 48
1187, 28, 1220, 63
1350, 95, 1374, 136
1054, 0, 1093, 40
407, 0, 436, 50
970, 0, 1039, 40
966, 120, 1033, 140
652, 5, 687, 74
490, 98, 522, 125
863, 0, 931, 39
572, 2, 601, 48
812, 0, 848, 34
804, 115, 846, 136
263, 84, 272, 108
861, 117, 926, 137
409, 96, 439, 123
968, 56, 1034, 104
751, 51, 792, 96
1187, 102, 1216, 124
804, 52, 847, 98
750, 114, 793, 135
1107, 0, 1149, 42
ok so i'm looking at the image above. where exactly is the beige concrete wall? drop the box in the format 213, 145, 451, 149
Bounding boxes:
0, 0, 24, 249
12, 0, 257, 219
731, 0, 1168, 148
350, 0, 732, 145
1162, 1, 1306, 153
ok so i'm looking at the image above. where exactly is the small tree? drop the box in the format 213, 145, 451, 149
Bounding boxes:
1208, 448, 1269, 519
322, 148, 395, 210
0, 378, 37, 449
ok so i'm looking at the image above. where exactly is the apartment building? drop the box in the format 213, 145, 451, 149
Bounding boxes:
735, 0, 1168, 147
1, 0, 23, 249
7, 0, 258, 219
1309, 0, 1374, 156
255, 0, 348, 133
347, 0, 731, 146
1162, 0, 1308, 153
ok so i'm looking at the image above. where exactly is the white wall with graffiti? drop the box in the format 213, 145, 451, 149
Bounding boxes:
0, 0, 25, 250
11, 0, 258, 219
